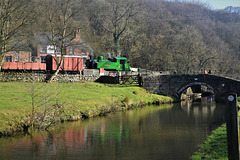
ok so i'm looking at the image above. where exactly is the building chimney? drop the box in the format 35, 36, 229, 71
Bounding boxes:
75, 29, 81, 39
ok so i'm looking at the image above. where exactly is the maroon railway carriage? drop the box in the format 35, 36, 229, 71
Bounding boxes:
2, 54, 86, 73
2, 62, 46, 71
46, 55, 86, 73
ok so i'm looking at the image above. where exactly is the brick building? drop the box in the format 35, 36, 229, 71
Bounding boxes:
35, 29, 92, 66
4, 51, 32, 63
3, 30, 93, 71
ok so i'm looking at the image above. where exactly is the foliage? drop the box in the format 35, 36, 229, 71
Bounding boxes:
87, 0, 143, 57
0, 0, 36, 70
2, 0, 240, 78
237, 97, 240, 105
39, 0, 82, 82
82, 0, 240, 78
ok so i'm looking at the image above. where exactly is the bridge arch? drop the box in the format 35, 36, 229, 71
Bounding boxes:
176, 82, 215, 99
142, 74, 240, 100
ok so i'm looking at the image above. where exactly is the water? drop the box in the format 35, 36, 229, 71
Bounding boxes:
0, 100, 225, 160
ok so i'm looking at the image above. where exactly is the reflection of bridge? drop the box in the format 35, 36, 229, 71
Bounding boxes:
142, 74, 240, 100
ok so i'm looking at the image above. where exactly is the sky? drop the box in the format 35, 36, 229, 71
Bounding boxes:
179, 0, 240, 9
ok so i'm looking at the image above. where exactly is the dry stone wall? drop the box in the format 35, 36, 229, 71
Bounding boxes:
0, 72, 100, 82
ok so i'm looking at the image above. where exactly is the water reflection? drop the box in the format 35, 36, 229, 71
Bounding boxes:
181, 98, 224, 125
0, 102, 225, 160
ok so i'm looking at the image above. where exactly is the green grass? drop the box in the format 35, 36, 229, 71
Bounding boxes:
0, 82, 173, 136
190, 124, 228, 160
191, 97, 240, 160
191, 111, 240, 160
0, 82, 31, 109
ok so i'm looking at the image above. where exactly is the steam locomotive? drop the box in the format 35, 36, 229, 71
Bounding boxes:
86, 56, 131, 71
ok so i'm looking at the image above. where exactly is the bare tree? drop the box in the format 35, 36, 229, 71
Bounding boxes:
0, 0, 36, 70
28, 78, 64, 130
91, 0, 143, 57
40, 0, 81, 82
172, 25, 217, 74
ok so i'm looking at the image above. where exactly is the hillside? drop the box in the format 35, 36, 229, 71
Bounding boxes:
80, 0, 240, 79
1, 0, 240, 79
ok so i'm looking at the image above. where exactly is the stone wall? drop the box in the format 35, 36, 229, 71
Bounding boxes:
0, 69, 141, 83
0, 72, 100, 82
52, 74, 99, 82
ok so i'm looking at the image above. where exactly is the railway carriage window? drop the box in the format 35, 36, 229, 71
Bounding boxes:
32, 56, 38, 63
40, 45, 47, 53
56, 49, 61, 54
15, 56, 19, 62
14, 51, 19, 54
41, 56, 46, 63
69, 47, 74, 55
83, 58, 86, 67
4, 56, 12, 62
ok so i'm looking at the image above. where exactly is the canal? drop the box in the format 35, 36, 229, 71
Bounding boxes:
0, 99, 225, 160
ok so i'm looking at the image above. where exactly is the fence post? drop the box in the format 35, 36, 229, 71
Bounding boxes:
225, 93, 239, 160
138, 73, 142, 87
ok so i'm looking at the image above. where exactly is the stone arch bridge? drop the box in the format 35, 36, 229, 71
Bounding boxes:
142, 74, 240, 100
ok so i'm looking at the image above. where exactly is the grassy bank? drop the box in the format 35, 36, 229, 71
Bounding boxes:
190, 124, 228, 160
190, 121, 240, 160
190, 98, 240, 160
0, 82, 173, 137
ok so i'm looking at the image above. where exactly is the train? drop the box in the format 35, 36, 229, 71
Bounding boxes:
2, 54, 131, 72
86, 56, 131, 71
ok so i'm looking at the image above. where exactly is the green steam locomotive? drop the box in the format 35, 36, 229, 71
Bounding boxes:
86, 56, 131, 71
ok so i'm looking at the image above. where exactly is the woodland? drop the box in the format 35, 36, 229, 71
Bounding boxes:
1, 0, 240, 79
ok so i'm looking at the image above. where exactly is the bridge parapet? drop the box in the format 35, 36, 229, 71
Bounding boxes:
143, 74, 240, 100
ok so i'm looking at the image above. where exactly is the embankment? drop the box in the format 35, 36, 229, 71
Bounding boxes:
0, 82, 173, 137
190, 124, 228, 160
